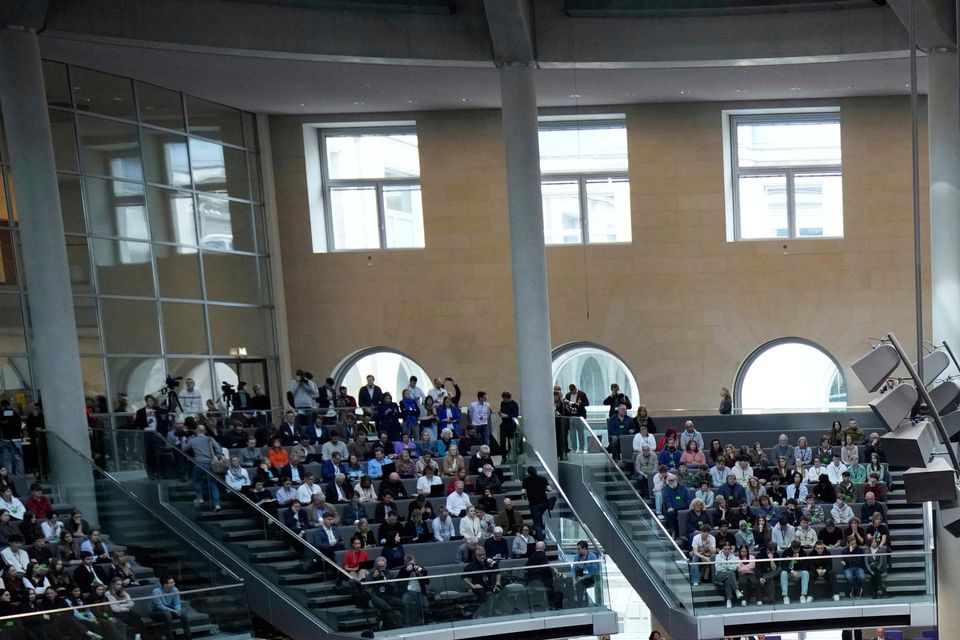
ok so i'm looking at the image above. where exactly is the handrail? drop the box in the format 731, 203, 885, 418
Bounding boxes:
47, 432, 246, 583
577, 417, 689, 560
0, 583, 247, 622
134, 429, 353, 581
514, 418, 606, 555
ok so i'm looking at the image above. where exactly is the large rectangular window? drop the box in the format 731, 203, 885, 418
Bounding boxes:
319, 129, 423, 251
728, 112, 843, 241
539, 120, 631, 245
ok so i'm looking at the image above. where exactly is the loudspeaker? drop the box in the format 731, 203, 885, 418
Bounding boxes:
880, 420, 938, 468
869, 383, 918, 430
929, 379, 960, 416
939, 490, 960, 538
852, 344, 901, 392
903, 457, 957, 503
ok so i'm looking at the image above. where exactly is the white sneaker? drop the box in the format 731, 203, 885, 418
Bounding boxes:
735, 590, 743, 599
691, 582, 699, 587
833, 594, 840, 601
741, 599, 747, 607
783, 596, 790, 605
757, 600, 763, 606
726, 599, 732, 608
193, 498, 203, 505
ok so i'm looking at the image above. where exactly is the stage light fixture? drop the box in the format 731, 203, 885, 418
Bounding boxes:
852, 343, 900, 392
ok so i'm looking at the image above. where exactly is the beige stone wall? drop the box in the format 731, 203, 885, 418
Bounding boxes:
270, 96, 930, 410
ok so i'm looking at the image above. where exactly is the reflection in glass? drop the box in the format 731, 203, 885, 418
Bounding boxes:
84, 177, 148, 240
552, 344, 638, 410
59, 173, 86, 234
542, 180, 581, 245
189, 139, 249, 200
154, 245, 201, 300
539, 126, 628, 174
66, 236, 93, 294
383, 185, 424, 249
162, 302, 209, 354
325, 134, 419, 180
253, 205, 266, 256
0, 294, 25, 353
207, 305, 272, 356
101, 300, 160, 354
794, 173, 844, 238
147, 187, 197, 247
137, 82, 185, 131
202, 252, 260, 304
739, 341, 847, 411
80, 356, 107, 401
43, 61, 71, 108
586, 178, 631, 244
737, 174, 788, 240
70, 67, 136, 120
91, 238, 154, 297
106, 356, 165, 405
0, 229, 16, 289
186, 96, 244, 147
74, 297, 101, 354
197, 195, 254, 253
49, 109, 79, 172
77, 115, 143, 181
737, 120, 841, 168
330, 186, 379, 250
337, 350, 430, 402
142, 129, 191, 189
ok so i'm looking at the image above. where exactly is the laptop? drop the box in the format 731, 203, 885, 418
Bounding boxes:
357, 559, 375, 570
380, 462, 397, 477
429, 484, 445, 498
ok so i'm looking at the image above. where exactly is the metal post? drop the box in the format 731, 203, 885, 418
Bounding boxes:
908, 0, 926, 384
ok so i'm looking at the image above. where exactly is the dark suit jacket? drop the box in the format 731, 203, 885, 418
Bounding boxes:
358, 385, 384, 408
277, 422, 299, 446
282, 508, 311, 534
133, 406, 169, 435
72, 563, 108, 595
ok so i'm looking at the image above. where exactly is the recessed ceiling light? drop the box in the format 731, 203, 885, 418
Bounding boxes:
790, 87, 800, 91
111, 97, 123, 101
460, 97, 470, 103
299, 103, 307, 107
353, 101, 365, 106
680, 90, 688, 95
569, 93, 581, 99
406, 99, 417, 104
735, 89, 744, 93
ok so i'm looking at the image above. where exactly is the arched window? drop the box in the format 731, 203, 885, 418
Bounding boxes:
552, 343, 638, 411
735, 338, 848, 412
334, 348, 431, 402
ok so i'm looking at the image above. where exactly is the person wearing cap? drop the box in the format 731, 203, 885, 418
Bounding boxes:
780, 540, 810, 604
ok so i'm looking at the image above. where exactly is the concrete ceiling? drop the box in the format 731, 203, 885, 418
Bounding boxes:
39, 35, 927, 115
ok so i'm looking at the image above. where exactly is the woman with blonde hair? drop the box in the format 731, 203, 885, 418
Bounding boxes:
441, 444, 464, 477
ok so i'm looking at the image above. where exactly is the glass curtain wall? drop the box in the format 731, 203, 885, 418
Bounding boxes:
42, 60, 279, 423
0, 105, 34, 410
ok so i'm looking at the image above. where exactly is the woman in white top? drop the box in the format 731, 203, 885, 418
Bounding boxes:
225, 456, 251, 491
632, 426, 657, 454
354, 476, 378, 503
459, 505, 483, 540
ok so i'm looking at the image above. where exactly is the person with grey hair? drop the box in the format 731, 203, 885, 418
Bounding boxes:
476, 463, 501, 495
512, 524, 535, 558
484, 526, 509, 561
455, 537, 479, 564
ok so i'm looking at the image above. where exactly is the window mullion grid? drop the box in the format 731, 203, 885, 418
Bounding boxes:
376, 181, 387, 250
578, 175, 589, 244
786, 170, 797, 239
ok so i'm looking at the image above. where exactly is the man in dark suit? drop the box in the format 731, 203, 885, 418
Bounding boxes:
73, 552, 109, 597
134, 395, 170, 478
277, 411, 300, 446
564, 384, 589, 453
358, 375, 384, 415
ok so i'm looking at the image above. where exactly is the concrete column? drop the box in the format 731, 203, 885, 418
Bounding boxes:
498, 62, 558, 476
0, 28, 91, 467
928, 48, 960, 373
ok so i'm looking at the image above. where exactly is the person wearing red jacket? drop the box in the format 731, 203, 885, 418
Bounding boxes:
24, 484, 51, 521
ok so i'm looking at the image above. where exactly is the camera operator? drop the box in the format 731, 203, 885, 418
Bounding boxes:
602, 383, 632, 418
363, 556, 404, 629
462, 547, 501, 609
288, 370, 319, 427
396, 554, 429, 626
0, 400, 23, 475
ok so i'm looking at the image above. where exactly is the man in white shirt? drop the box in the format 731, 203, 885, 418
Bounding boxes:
0, 488, 24, 520
320, 431, 349, 461
806, 458, 826, 483
445, 481, 472, 517
428, 378, 450, 405
689, 525, 715, 586
42, 513, 63, 543
469, 391, 491, 447
826, 455, 848, 484
1, 535, 29, 575
632, 424, 657, 454
178, 378, 204, 415
432, 506, 455, 542
416, 466, 442, 495
297, 474, 323, 505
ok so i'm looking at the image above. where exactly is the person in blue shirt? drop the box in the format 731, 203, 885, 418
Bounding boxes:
366, 448, 388, 480
399, 389, 421, 439
658, 436, 682, 471
151, 576, 191, 640
436, 397, 461, 438
570, 540, 599, 606
661, 474, 691, 538
717, 474, 747, 505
